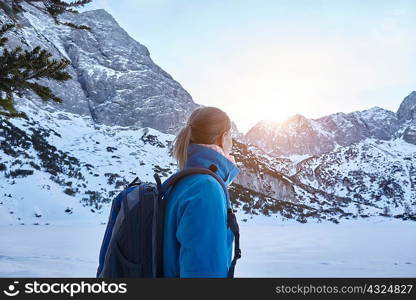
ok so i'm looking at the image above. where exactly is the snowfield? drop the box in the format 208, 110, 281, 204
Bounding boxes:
0, 217, 414, 277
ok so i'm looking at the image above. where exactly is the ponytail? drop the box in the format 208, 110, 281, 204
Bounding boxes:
172, 124, 192, 170
172, 106, 231, 170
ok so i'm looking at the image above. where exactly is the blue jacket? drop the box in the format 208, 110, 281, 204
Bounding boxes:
162, 143, 240, 277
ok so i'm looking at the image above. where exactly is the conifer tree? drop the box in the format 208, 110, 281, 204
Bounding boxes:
0, 0, 92, 117
8, 0, 92, 29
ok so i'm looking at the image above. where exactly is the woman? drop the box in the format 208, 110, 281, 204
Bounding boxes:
162, 106, 240, 278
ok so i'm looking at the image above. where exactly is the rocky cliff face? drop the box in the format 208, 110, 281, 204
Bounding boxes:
1, 4, 199, 134
397, 91, 416, 121
397, 91, 416, 144
403, 123, 416, 144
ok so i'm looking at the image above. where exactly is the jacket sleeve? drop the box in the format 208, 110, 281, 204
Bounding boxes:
176, 176, 229, 278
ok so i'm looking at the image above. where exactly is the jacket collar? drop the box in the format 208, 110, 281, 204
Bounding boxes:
184, 143, 240, 186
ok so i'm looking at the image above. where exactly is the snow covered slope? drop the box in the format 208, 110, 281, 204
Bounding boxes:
0, 101, 176, 225
231, 138, 416, 223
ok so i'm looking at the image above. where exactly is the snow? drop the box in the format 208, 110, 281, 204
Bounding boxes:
284, 154, 311, 164
0, 217, 414, 277
0, 225, 101, 277
0, 174, 105, 226
293, 137, 416, 215
238, 216, 416, 277
23, 4, 71, 60
0, 101, 176, 225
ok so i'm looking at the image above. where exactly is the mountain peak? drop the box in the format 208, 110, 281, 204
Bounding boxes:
256, 120, 279, 128
284, 114, 308, 123
10, 3, 199, 134
397, 91, 416, 121
84, 8, 111, 15
366, 106, 384, 111
79, 9, 117, 22
360, 106, 395, 120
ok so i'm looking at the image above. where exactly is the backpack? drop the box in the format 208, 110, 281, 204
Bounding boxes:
96, 164, 241, 278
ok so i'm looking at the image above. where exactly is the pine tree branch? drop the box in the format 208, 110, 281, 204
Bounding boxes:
0, 0, 94, 117
4, 1, 92, 30
0, 30, 72, 116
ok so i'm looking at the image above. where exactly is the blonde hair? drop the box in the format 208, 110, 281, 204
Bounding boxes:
172, 106, 232, 170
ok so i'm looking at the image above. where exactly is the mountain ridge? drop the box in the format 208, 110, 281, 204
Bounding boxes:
244, 93, 413, 156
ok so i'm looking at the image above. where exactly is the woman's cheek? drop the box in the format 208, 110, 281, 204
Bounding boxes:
225, 137, 232, 154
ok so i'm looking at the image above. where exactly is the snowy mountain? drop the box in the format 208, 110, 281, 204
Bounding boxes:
240, 93, 416, 222
5, 101, 414, 227
244, 95, 415, 156
1, 3, 199, 134
0, 5, 415, 226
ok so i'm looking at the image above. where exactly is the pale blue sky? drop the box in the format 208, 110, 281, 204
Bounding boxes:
83, 0, 416, 133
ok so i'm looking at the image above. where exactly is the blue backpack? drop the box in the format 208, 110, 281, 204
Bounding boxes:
96, 164, 241, 278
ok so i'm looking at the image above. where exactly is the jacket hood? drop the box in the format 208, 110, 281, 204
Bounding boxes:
184, 143, 240, 186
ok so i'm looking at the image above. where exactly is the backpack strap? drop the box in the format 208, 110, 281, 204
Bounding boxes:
154, 164, 241, 278
226, 208, 241, 278
126, 176, 141, 188
161, 165, 231, 205
122, 188, 136, 262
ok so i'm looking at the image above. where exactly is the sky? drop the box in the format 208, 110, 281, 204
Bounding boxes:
82, 0, 416, 134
